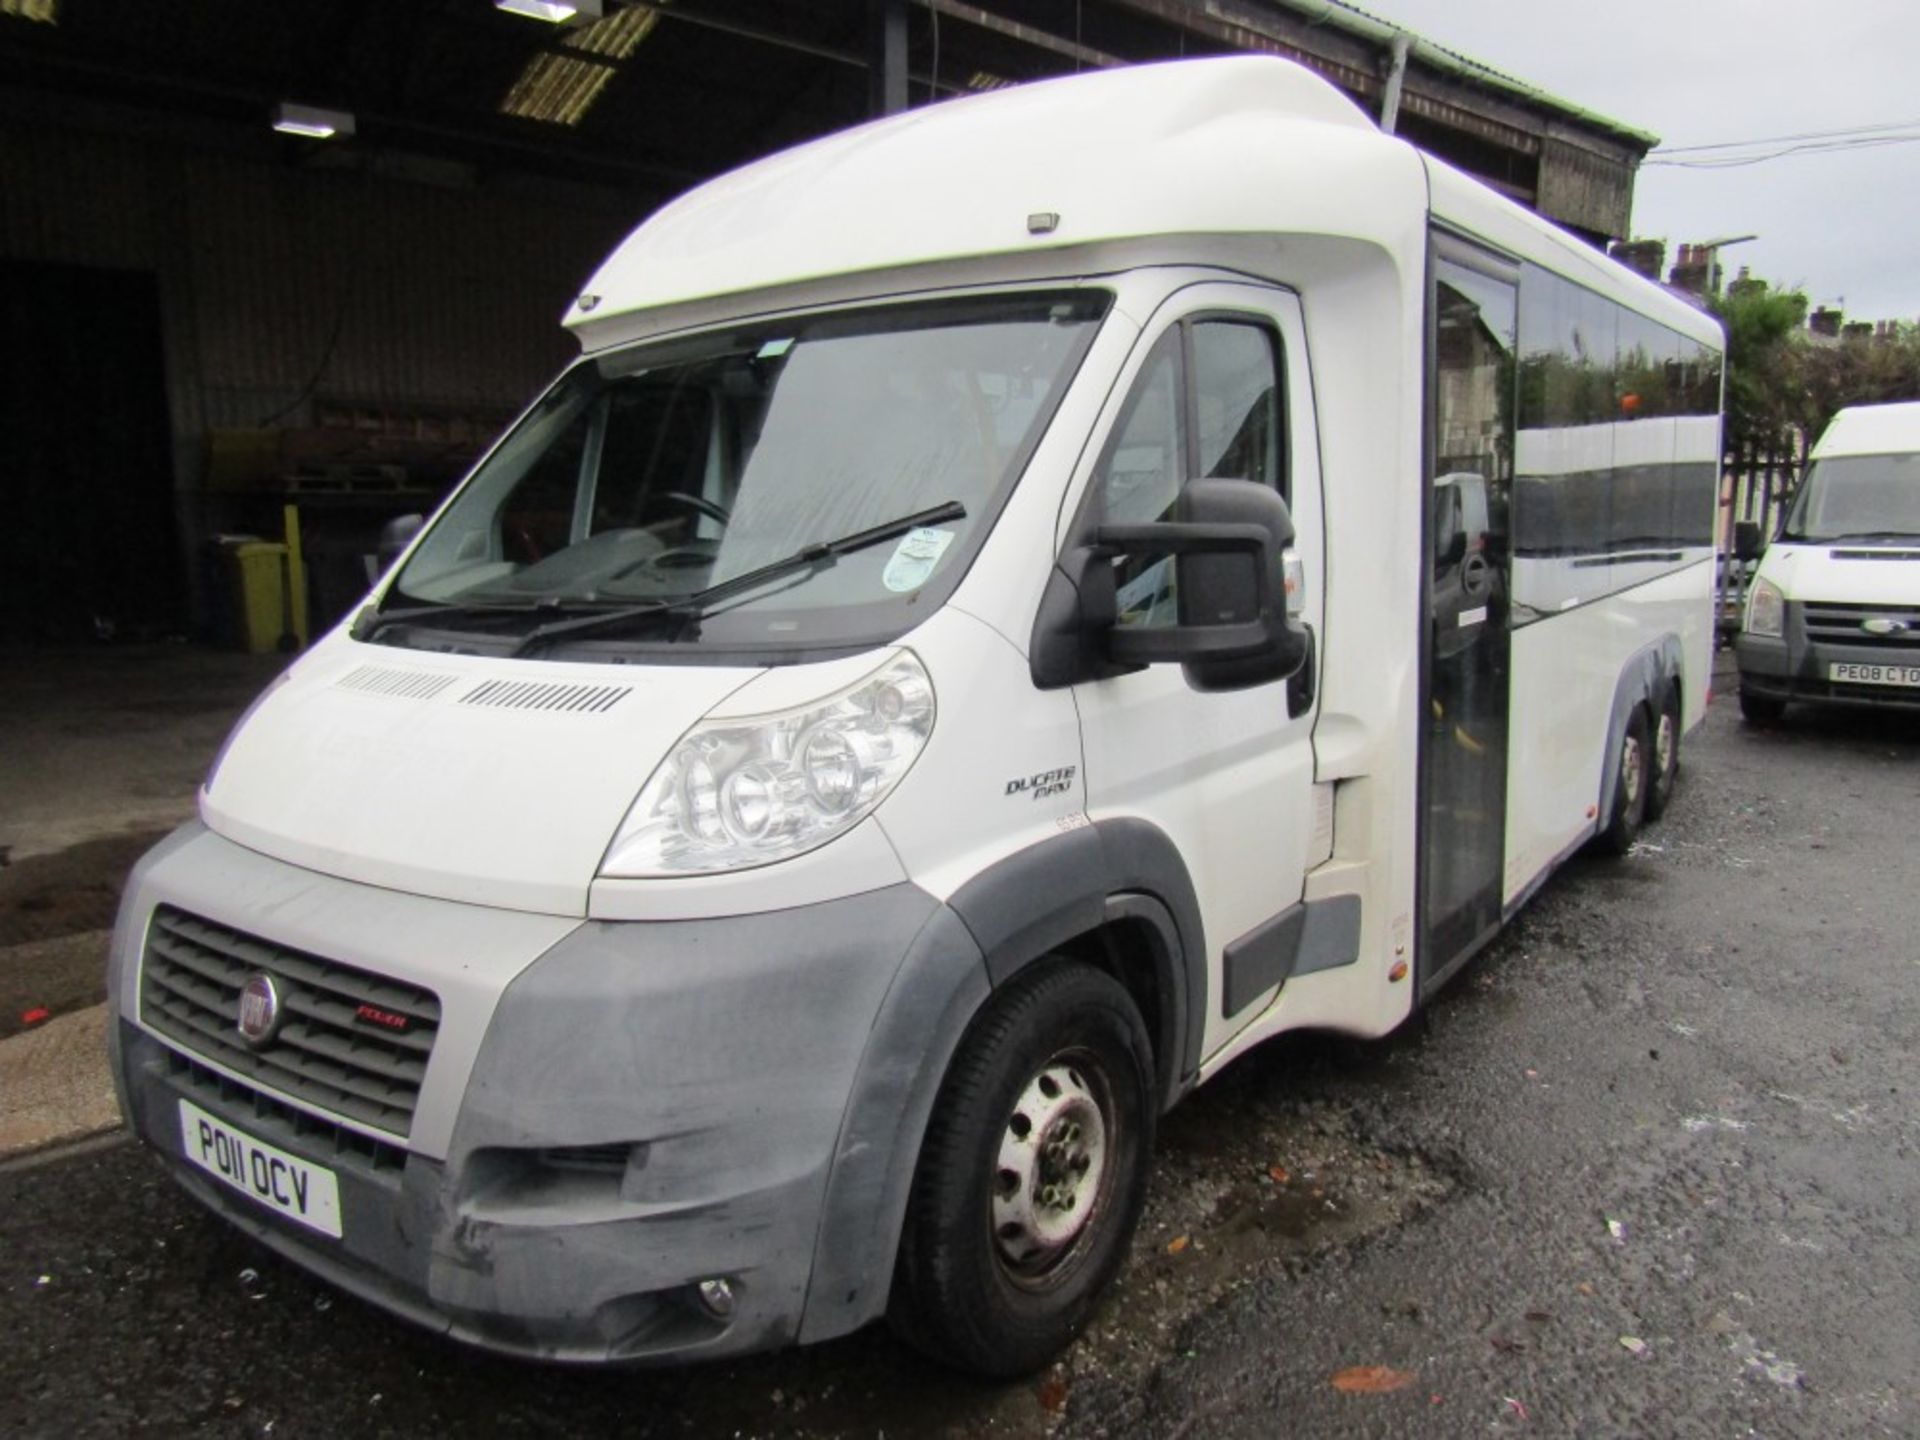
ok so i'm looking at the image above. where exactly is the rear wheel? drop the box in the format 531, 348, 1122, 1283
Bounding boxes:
1739, 689, 1786, 724
1644, 691, 1682, 822
889, 960, 1154, 1378
1594, 706, 1650, 855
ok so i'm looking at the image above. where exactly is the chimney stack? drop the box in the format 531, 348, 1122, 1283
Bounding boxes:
1668, 243, 1712, 297
1609, 238, 1666, 282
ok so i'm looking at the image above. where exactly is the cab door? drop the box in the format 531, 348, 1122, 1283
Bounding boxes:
1069, 283, 1324, 1062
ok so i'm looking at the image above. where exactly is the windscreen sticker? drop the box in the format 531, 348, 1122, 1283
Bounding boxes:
883, 526, 955, 592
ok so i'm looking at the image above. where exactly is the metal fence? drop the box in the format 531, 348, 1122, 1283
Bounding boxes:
1716, 430, 1806, 638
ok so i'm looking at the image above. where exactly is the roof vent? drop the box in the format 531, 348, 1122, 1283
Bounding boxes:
335, 664, 461, 700
459, 678, 631, 713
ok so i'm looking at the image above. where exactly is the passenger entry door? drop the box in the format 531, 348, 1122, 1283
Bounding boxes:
1421, 243, 1517, 985
1071, 284, 1324, 1062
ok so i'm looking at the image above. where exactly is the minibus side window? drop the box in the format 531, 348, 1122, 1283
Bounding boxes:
1101, 317, 1285, 629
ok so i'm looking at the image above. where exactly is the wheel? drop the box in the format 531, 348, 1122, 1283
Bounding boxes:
1739, 689, 1786, 724
1644, 691, 1681, 822
889, 960, 1155, 1378
1593, 705, 1650, 855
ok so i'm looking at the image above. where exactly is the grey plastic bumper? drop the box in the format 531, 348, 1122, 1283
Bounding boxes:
1736, 616, 1920, 709
114, 850, 989, 1364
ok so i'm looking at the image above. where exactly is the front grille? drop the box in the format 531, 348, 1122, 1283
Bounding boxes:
1803, 601, 1920, 652
140, 906, 440, 1137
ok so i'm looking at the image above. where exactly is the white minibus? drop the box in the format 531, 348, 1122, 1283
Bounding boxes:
1735, 401, 1920, 718
110, 55, 1723, 1376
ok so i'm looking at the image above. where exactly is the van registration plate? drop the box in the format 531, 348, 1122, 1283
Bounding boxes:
1829, 662, 1920, 688
178, 1099, 343, 1238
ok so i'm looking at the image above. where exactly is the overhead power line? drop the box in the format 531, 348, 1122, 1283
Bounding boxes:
1643, 132, 1920, 169
1649, 116, 1920, 156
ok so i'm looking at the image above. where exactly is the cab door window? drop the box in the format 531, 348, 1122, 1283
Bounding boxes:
1098, 317, 1286, 627
1193, 320, 1283, 490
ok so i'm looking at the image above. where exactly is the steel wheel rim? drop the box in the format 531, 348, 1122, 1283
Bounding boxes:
1622, 732, 1643, 805
1655, 711, 1676, 781
991, 1053, 1113, 1284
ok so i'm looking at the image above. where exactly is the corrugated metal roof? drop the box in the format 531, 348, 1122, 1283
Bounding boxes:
1288, 0, 1660, 146
500, 3, 662, 127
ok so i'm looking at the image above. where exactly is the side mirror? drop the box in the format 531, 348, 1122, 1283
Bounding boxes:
1095, 478, 1310, 691
1732, 520, 1764, 563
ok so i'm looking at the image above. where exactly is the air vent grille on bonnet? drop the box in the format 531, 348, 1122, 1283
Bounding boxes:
334, 665, 460, 699
458, 678, 631, 713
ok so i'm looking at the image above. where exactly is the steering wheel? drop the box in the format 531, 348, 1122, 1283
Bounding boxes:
658, 492, 732, 527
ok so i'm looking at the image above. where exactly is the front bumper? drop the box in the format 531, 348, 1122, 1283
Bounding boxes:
110, 825, 988, 1363
1734, 607, 1920, 710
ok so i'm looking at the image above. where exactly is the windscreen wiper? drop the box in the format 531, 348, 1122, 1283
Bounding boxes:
508, 500, 967, 657
1825, 531, 1920, 543
351, 600, 549, 644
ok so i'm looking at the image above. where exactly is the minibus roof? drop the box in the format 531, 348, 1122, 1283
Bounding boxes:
565, 53, 1718, 354
566, 55, 1411, 337
1810, 400, 1920, 460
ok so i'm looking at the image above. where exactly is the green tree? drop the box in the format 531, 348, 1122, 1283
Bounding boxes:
1707, 280, 1807, 447
1800, 322, 1920, 439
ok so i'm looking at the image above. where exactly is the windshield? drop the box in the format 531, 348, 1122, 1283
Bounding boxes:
1782, 453, 1920, 541
386, 291, 1109, 658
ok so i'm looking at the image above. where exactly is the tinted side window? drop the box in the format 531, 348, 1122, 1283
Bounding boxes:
1192, 321, 1283, 493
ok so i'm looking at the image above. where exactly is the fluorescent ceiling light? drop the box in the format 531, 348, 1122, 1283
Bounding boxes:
272, 102, 356, 140
496, 0, 603, 21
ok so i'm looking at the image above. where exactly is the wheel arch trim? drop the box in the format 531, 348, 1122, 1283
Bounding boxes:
944, 818, 1205, 1111
1598, 635, 1685, 827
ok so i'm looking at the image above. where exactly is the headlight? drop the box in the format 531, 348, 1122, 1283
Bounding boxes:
1744, 577, 1785, 637
600, 652, 935, 876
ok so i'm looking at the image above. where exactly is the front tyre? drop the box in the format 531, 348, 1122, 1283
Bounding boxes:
889, 960, 1155, 1378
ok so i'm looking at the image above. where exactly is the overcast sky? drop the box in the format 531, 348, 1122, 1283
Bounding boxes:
1353, 0, 1920, 321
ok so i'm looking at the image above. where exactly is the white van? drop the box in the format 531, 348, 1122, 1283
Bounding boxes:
1735, 400, 1920, 719
109, 56, 1722, 1375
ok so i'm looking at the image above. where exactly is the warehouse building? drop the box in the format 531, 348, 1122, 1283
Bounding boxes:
0, 0, 1656, 644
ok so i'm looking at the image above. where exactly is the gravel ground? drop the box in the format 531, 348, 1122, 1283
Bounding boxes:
2, 653, 1916, 1437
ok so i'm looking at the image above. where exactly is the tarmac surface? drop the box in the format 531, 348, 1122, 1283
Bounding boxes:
2, 650, 1916, 1437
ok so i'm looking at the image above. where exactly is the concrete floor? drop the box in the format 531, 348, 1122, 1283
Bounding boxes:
0, 643, 283, 1150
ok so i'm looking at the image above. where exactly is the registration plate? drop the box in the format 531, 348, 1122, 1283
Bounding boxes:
1829, 661, 1920, 688
178, 1099, 343, 1238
